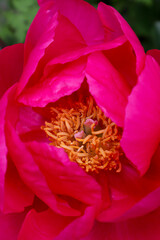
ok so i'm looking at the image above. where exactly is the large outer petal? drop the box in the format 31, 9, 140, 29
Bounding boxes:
0, 89, 10, 211
18, 0, 128, 107
17, 11, 88, 106
18, 206, 96, 240
18, 56, 87, 107
121, 55, 160, 175
6, 122, 80, 217
120, 144, 160, 220
17, 2, 59, 95
0, 85, 34, 213
4, 86, 80, 216
147, 49, 160, 65
38, 0, 104, 46
0, 210, 27, 240
4, 156, 34, 213
0, 44, 24, 98
86, 51, 131, 126
18, 209, 73, 240
19, 36, 127, 108
103, 41, 137, 88
97, 2, 145, 75
97, 143, 160, 222
26, 141, 102, 206
82, 208, 160, 240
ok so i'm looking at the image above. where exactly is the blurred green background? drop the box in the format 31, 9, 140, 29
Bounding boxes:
0, 0, 160, 51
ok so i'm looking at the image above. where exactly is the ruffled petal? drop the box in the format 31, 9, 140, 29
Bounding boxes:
147, 49, 160, 66
40, 35, 126, 66
55, 206, 96, 240
0, 44, 24, 98
4, 86, 81, 216
18, 209, 72, 240
16, 106, 43, 132
18, 206, 96, 240
97, 3, 145, 75
18, 1, 128, 106
18, 10, 89, 106
121, 145, 160, 220
0, 89, 11, 211
0, 210, 27, 240
121, 55, 160, 175
82, 208, 160, 240
26, 141, 102, 206
6, 122, 80, 217
0, 85, 34, 214
18, 56, 87, 107
0, 85, 30, 214
103, 41, 137, 88
86, 51, 130, 126
97, 144, 160, 222
97, 163, 140, 222
38, 0, 104, 46
4, 157, 34, 213
17, 2, 59, 95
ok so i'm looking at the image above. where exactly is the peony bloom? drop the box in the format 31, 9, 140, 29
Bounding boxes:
0, 0, 160, 239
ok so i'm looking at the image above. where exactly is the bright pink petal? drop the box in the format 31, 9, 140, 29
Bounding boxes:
4, 157, 34, 213
86, 51, 131, 126
82, 208, 160, 240
121, 145, 160, 220
17, 106, 43, 133
0, 44, 24, 98
18, 206, 96, 240
55, 206, 96, 240
98, 3, 145, 75
104, 41, 138, 88
18, 11, 89, 107
38, 0, 104, 46
147, 49, 160, 66
1, 86, 33, 214
121, 55, 160, 175
97, 163, 140, 222
18, 209, 72, 240
15, 105, 47, 143
97, 2, 123, 41
42, 35, 126, 66
4, 87, 80, 216
24, 11, 86, 85
18, 1, 127, 106
18, 56, 87, 107
0, 88, 9, 211
0, 85, 22, 212
97, 144, 160, 222
17, 3, 59, 95
5, 122, 80, 217
120, 187, 160, 221
0, 210, 27, 240
26, 141, 101, 206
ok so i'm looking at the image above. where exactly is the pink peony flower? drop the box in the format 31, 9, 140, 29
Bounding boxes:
0, 0, 160, 239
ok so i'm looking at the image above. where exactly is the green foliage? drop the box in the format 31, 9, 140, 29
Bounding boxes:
86, 0, 99, 7
0, 0, 39, 46
0, 0, 160, 51
109, 0, 160, 50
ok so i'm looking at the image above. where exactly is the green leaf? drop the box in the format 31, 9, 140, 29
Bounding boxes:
12, 0, 36, 12
152, 21, 160, 49
134, 0, 153, 6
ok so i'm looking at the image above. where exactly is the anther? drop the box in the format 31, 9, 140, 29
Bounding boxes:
41, 96, 123, 173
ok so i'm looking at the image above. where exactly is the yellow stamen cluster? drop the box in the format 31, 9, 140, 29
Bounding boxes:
42, 97, 123, 173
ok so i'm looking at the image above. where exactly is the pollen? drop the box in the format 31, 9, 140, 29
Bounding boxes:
41, 96, 123, 173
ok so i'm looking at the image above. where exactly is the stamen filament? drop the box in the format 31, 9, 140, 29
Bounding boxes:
42, 96, 123, 173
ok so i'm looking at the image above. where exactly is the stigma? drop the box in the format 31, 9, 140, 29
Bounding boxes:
41, 96, 123, 173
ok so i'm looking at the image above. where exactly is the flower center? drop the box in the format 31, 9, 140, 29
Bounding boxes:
42, 96, 123, 173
